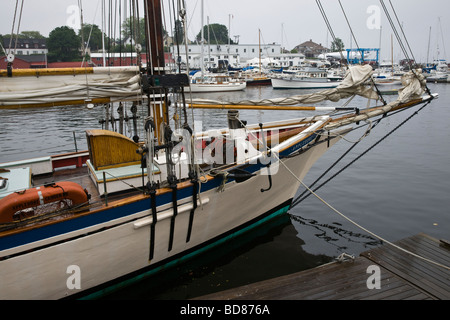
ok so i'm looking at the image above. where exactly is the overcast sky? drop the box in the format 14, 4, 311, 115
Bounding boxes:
1, 0, 449, 63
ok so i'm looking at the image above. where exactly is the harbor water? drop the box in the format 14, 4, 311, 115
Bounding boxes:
0, 82, 449, 299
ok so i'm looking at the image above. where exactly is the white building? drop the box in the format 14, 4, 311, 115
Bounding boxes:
265, 53, 306, 69
172, 43, 284, 69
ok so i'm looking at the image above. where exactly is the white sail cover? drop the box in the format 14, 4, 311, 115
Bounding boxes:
190, 65, 428, 110
325, 68, 428, 130
192, 65, 379, 106
0, 66, 142, 107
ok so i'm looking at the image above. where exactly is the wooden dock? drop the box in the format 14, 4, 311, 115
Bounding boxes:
197, 233, 450, 300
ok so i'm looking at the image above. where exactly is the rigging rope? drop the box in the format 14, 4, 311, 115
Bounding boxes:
291, 101, 428, 207
8, 0, 25, 57
337, 0, 387, 105
237, 103, 450, 271
379, 0, 432, 96
316, 0, 346, 64
290, 119, 379, 208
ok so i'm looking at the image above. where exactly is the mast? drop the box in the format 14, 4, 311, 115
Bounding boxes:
427, 26, 432, 66
144, 0, 167, 145
200, 0, 204, 77
391, 34, 394, 75
145, 0, 166, 76
207, 16, 211, 71
101, 0, 106, 67
259, 29, 262, 76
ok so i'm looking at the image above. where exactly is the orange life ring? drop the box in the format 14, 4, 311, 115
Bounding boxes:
0, 181, 89, 223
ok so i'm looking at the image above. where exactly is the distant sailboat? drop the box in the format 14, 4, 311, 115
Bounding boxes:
374, 35, 403, 86
187, 0, 246, 93
242, 29, 272, 86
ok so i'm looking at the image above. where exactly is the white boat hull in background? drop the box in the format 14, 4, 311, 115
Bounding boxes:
272, 77, 340, 89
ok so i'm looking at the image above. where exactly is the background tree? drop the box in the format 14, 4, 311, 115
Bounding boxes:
120, 17, 169, 52
47, 26, 81, 62
196, 23, 234, 45
331, 38, 345, 52
121, 17, 147, 50
19, 31, 46, 39
79, 24, 105, 52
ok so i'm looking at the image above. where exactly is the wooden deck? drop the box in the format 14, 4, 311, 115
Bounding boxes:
197, 233, 450, 300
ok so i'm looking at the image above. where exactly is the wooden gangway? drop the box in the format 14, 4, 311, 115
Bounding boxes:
197, 233, 450, 300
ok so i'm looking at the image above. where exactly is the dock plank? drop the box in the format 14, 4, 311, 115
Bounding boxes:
197, 233, 450, 300
361, 234, 450, 300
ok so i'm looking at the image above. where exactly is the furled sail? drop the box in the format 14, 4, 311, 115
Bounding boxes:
191, 65, 379, 106
0, 66, 142, 108
190, 65, 428, 109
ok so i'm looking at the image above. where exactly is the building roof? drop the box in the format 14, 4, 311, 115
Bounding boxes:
2, 37, 47, 50
294, 39, 329, 57
14, 54, 46, 63
295, 39, 328, 51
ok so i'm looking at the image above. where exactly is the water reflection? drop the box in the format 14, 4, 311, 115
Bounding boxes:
289, 214, 382, 253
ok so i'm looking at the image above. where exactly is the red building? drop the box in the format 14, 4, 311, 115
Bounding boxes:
1, 52, 174, 70
0, 54, 47, 69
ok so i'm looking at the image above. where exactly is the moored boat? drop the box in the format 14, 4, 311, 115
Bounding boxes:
188, 73, 247, 93
0, 0, 437, 300
271, 68, 341, 89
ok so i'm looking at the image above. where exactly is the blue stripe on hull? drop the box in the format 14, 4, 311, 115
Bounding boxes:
1, 132, 316, 253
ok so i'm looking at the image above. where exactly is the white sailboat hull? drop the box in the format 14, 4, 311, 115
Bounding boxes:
0, 125, 346, 299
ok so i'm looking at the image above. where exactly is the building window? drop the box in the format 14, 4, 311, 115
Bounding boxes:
244, 49, 246, 53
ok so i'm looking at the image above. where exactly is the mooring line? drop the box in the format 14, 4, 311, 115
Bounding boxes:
238, 113, 450, 271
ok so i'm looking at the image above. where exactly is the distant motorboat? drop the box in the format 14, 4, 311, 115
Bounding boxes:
374, 75, 402, 86
426, 59, 449, 82
373, 63, 404, 86
426, 72, 449, 82
271, 68, 341, 89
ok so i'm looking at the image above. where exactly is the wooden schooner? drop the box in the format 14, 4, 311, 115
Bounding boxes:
0, 0, 437, 299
